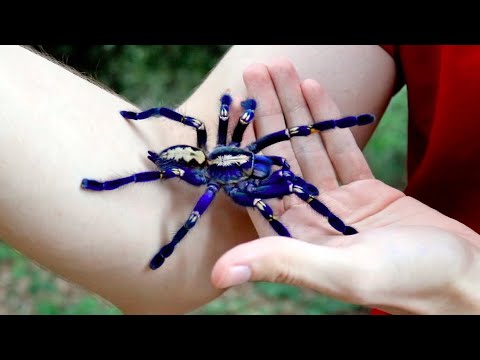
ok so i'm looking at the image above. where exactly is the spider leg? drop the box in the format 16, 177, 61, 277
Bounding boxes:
217, 94, 233, 146
149, 183, 220, 270
81, 167, 207, 191
247, 169, 319, 204
242, 175, 356, 235
290, 180, 358, 235
225, 186, 291, 237
81, 171, 161, 191
259, 170, 291, 186
247, 114, 375, 153
120, 107, 207, 150
160, 167, 208, 186
265, 156, 290, 170
229, 99, 257, 147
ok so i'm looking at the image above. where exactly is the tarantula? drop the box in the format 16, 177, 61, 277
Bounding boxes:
81, 94, 374, 270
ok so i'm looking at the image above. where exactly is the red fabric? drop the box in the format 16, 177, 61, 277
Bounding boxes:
370, 308, 390, 315
369, 45, 480, 315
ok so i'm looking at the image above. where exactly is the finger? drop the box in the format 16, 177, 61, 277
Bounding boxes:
242, 63, 301, 176
211, 236, 372, 306
268, 58, 339, 191
302, 79, 374, 184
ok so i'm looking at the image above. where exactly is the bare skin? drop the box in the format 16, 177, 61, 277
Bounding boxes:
212, 61, 480, 314
0, 45, 399, 314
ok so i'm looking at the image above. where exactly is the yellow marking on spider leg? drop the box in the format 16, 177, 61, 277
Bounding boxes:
307, 196, 314, 203
308, 125, 320, 133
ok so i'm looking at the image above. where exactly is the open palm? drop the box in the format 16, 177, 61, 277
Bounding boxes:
212, 59, 480, 314
238, 59, 393, 240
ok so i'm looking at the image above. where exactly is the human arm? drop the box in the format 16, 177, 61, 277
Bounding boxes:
186, 45, 397, 149
0, 45, 396, 314
0, 45, 258, 314
210, 63, 480, 314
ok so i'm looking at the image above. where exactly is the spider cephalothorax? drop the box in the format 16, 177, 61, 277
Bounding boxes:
81, 94, 375, 270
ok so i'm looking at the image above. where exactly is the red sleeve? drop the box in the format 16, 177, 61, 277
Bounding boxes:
380, 45, 398, 58
370, 308, 391, 315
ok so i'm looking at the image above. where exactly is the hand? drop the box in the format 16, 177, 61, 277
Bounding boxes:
211, 59, 480, 314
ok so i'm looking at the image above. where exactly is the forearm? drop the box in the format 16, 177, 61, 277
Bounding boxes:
185, 45, 397, 148
0, 46, 255, 313
0, 45, 397, 314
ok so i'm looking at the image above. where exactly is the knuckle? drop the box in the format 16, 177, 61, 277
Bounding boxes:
243, 63, 271, 84
269, 57, 297, 78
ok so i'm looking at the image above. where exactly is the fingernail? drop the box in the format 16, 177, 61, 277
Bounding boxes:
220, 265, 252, 288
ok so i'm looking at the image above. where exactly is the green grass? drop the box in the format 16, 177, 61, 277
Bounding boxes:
0, 46, 408, 315
0, 242, 120, 315
364, 86, 408, 190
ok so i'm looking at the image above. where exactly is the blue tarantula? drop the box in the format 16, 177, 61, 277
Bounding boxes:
81, 94, 374, 270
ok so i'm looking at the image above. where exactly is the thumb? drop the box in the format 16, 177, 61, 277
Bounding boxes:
211, 236, 370, 304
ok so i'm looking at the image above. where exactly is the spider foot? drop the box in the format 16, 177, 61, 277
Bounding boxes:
160, 242, 176, 258
149, 240, 177, 270
343, 226, 358, 235
241, 98, 257, 111
149, 252, 166, 270
221, 93, 233, 106
119, 110, 138, 120
81, 178, 103, 191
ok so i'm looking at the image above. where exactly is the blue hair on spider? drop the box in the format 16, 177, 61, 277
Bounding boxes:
81, 93, 375, 270
220, 94, 233, 106
241, 99, 257, 111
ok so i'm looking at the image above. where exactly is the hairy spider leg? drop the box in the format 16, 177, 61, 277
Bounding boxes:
291, 181, 358, 235
265, 156, 291, 170
81, 171, 161, 191
217, 94, 233, 146
225, 186, 291, 237
260, 168, 319, 195
243, 173, 356, 235
258, 170, 293, 186
230, 99, 257, 147
81, 167, 207, 191
247, 114, 375, 153
149, 183, 220, 270
120, 107, 208, 150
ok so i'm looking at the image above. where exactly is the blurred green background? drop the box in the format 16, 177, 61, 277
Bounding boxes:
0, 45, 408, 315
